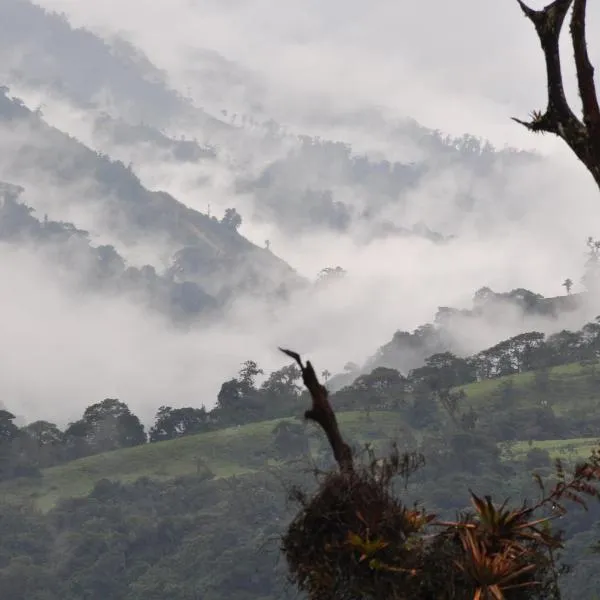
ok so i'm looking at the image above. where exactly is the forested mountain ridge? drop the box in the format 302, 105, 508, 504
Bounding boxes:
0, 181, 224, 320
0, 0, 230, 131
236, 126, 539, 237
323, 285, 594, 391
0, 0, 547, 248
0, 88, 303, 302
91, 113, 217, 163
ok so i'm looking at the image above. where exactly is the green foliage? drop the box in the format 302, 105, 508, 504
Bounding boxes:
64, 399, 146, 457
0, 472, 294, 600
281, 447, 592, 599
1, 319, 600, 597
149, 406, 212, 442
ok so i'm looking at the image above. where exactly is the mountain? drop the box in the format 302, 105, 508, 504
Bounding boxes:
0, 0, 230, 132
0, 88, 303, 304
325, 286, 593, 391
1, 1, 544, 248
373, 288, 590, 365
234, 115, 540, 238
0, 181, 224, 321
91, 113, 217, 163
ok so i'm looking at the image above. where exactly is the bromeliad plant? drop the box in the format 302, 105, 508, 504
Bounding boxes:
435, 493, 563, 599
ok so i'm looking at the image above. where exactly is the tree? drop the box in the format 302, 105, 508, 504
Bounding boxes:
68, 399, 146, 454
216, 361, 265, 424
261, 364, 301, 398
94, 244, 125, 279
62, 419, 93, 460
473, 286, 495, 309
525, 447, 552, 471
352, 367, 407, 409
562, 277, 573, 294
216, 378, 244, 418
238, 360, 263, 389
410, 352, 476, 390
0, 410, 21, 480
316, 266, 346, 285
220, 207, 242, 230
257, 364, 303, 419
514, 0, 600, 190
582, 237, 600, 291
474, 332, 546, 378
0, 410, 19, 443
149, 406, 211, 442
546, 329, 585, 365
19, 421, 64, 468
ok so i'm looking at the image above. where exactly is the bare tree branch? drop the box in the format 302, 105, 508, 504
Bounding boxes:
514, 0, 600, 189
514, 0, 581, 133
570, 0, 600, 134
279, 347, 354, 474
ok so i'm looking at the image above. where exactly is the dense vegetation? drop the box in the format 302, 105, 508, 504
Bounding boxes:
1, 307, 600, 598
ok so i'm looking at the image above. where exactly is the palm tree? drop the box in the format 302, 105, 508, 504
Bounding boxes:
562, 278, 573, 295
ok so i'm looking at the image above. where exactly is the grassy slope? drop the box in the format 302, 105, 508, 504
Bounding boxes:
508, 438, 599, 459
458, 362, 600, 416
0, 411, 407, 511
3, 361, 600, 511
458, 363, 582, 403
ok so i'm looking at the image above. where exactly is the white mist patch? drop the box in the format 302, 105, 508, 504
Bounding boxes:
0, 190, 597, 428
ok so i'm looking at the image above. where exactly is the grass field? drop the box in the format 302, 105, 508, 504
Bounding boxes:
3, 360, 600, 511
0, 411, 407, 511
506, 437, 600, 460
458, 362, 586, 399
459, 361, 600, 415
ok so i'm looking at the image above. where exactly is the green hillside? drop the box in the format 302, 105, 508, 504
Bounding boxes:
4, 360, 600, 512
0, 89, 303, 302
0, 411, 409, 511
507, 437, 599, 460
0, 360, 599, 599
459, 361, 599, 412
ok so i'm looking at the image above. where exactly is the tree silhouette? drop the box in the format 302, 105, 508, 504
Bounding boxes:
582, 237, 600, 291
221, 207, 242, 230
562, 278, 573, 295
514, 0, 600, 191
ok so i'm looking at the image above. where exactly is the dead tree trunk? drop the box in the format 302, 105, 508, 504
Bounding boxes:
279, 348, 354, 474
514, 0, 600, 190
